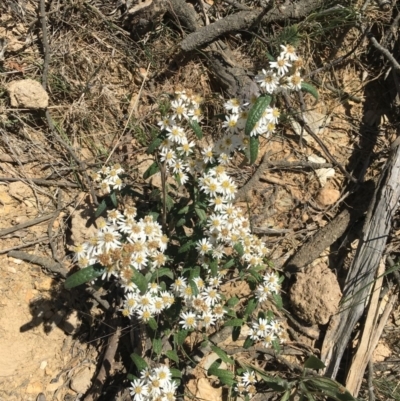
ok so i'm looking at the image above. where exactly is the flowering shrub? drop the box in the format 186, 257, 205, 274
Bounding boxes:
65, 45, 331, 401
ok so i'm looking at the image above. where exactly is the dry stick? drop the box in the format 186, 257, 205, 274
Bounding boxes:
223, 0, 253, 11
282, 92, 358, 183
368, 32, 400, 73
0, 176, 79, 187
180, 0, 323, 51
321, 140, 400, 380
7, 250, 111, 310
0, 236, 49, 254
0, 213, 55, 238
48, 189, 64, 265
85, 325, 122, 401
0, 154, 31, 163
38, 0, 98, 205
367, 360, 376, 401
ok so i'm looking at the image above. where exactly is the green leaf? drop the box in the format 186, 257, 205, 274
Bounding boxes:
178, 240, 195, 254
148, 318, 158, 330
223, 259, 235, 269
276, 24, 300, 47
195, 207, 207, 221
226, 297, 240, 307
234, 242, 244, 257
224, 318, 244, 327
64, 264, 105, 289
243, 336, 253, 349
209, 259, 218, 277
210, 345, 235, 365
305, 377, 356, 401
170, 368, 182, 378
245, 94, 272, 136
166, 194, 174, 211
249, 366, 289, 392
166, 350, 180, 363
243, 298, 257, 320
130, 353, 148, 371
232, 326, 241, 341
272, 293, 283, 310
189, 119, 203, 139
147, 136, 164, 154
304, 355, 325, 370
132, 270, 148, 294
110, 191, 118, 207
153, 338, 162, 355
151, 268, 174, 281
301, 82, 319, 100
249, 135, 259, 165
174, 329, 188, 346
208, 365, 235, 386
178, 205, 190, 215
143, 161, 160, 179
95, 199, 107, 218
280, 390, 291, 401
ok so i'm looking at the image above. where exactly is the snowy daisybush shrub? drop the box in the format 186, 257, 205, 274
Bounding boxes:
64, 45, 324, 401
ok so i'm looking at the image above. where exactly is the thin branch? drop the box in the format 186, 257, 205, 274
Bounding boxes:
0, 213, 55, 238
0, 176, 79, 187
368, 32, 400, 73
38, 0, 98, 205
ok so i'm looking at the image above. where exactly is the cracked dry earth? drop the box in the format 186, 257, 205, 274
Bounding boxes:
0, 182, 98, 401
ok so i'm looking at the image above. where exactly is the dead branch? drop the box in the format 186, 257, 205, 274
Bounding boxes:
320, 138, 400, 380
0, 176, 79, 187
0, 236, 49, 254
180, 0, 323, 51
38, 0, 98, 205
85, 325, 122, 401
0, 213, 55, 238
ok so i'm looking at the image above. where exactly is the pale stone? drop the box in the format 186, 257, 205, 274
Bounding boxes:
70, 365, 94, 394
317, 187, 340, 206
289, 262, 341, 325
6, 79, 49, 109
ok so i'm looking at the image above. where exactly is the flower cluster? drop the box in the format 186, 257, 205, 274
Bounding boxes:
248, 316, 285, 347
90, 163, 125, 193
196, 165, 269, 269
235, 370, 258, 399
176, 273, 227, 331
255, 272, 281, 302
256, 44, 303, 94
130, 365, 177, 401
72, 204, 173, 321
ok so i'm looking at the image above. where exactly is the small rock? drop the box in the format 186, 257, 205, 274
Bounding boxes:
46, 377, 64, 393
7, 266, 17, 273
70, 365, 94, 394
61, 310, 81, 335
317, 187, 340, 207
289, 262, 341, 325
34, 277, 54, 292
26, 380, 43, 394
373, 342, 391, 362
40, 361, 47, 370
195, 378, 222, 401
6, 79, 49, 109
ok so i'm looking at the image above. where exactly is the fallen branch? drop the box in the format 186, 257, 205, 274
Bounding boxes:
0, 236, 49, 254
85, 325, 122, 401
0, 213, 55, 238
38, 0, 98, 205
0, 176, 79, 187
320, 137, 400, 380
180, 0, 323, 51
